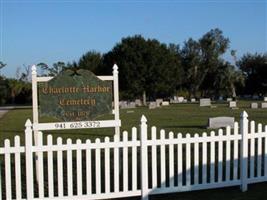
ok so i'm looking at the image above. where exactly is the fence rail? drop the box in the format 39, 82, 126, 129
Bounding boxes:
0, 111, 267, 200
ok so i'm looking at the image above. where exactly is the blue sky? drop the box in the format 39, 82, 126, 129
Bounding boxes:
0, 0, 266, 77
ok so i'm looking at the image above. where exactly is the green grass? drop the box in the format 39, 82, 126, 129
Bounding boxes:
0, 100, 267, 199
0, 100, 266, 145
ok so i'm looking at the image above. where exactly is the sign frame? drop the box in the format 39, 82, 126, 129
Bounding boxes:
31, 64, 120, 136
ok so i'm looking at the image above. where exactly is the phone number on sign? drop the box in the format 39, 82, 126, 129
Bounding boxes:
54, 121, 101, 129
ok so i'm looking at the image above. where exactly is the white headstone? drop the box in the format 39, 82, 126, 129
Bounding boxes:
208, 117, 235, 129
156, 99, 163, 107
251, 102, 258, 109
183, 99, 187, 103
149, 102, 157, 109
119, 101, 128, 109
264, 97, 267, 102
229, 101, 237, 108
200, 98, 211, 107
191, 98, 196, 102
135, 99, 142, 106
162, 101, 170, 106
177, 97, 184, 103
261, 102, 267, 108
226, 98, 233, 102
128, 102, 136, 109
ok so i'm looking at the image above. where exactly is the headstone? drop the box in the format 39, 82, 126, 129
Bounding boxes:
226, 98, 232, 102
183, 99, 187, 103
229, 101, 237, 108
264, 97, 267, 102
173, 96, 178, 100
128, 102, 136, 109
126, 110, 134, 113
208, 117, 235, 129
149, 102, 157, 109
119, 101, 128, 109
135, 99, 142, 106
177, 97, 184, 103
162, 101, 170, 106
156, 99, 163, 107
261, 102, 267, 108
251, 102, 258, 109
200, 98, 211, 107
191, 98, 196, 102
218, 96, 223, 101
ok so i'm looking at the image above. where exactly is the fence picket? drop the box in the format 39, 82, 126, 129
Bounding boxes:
151, 127, 157, 189
226, 126, 231, 181
250, 121, 255, 178
123, 131, 128, 192
37, 132, 44, 198
186, 134, 191, 186
86, 139, 92, 194
233, 122, 239, 180
131, 127, 137, 191
177, 133, 183, 186
76, 139, 82, 195
104, 137, 110, 193
169, 132, 174, 187
4, 139, 12, 199
202, 133, 207, 184
67, 139, 73, 196
218, 129, 223, 182
210, 131, 215, 183
114, 134, 120, 193
160, 130, 166, 187
257, 124, 262, 177
95, 138, 101, 194
47, 135, 54, 197
194, 134, 199, 185
57, 137, 63, 197
14, 136, 22, 199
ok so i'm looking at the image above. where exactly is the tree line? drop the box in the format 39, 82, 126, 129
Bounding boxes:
0, 28, 266, 105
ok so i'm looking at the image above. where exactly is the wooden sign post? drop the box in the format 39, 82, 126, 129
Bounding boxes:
31, 64, 121, 181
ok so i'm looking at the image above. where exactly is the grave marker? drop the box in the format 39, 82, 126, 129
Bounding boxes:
251, 103, 258, 109
208, 117, 235, 129
261, 102, 267, 108
200, 98, 211, 107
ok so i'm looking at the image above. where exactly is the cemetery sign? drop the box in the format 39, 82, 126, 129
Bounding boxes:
39, 69, 112, 121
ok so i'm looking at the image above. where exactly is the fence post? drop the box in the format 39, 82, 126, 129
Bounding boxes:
240, 111, 248, 192
113, 64, 120, 138
140, 115, 149, 200
31, 65, 39, 182
25, 119, 34, 199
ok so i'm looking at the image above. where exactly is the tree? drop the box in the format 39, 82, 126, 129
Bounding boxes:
102, 35, 182, 104
237, 53, 267, 95
181, 28, 230, 97
213, 61, 244, 98
37, 61, 66, 76
78, 51, 103, 73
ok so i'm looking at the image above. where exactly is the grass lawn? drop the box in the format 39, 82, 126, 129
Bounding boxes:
0, 100, 267, 199
0, 100, 266, 145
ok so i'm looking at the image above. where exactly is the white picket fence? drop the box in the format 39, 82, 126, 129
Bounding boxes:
1, 111, 267, 200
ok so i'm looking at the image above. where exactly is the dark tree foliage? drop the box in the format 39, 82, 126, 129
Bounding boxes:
237, 53, 267, 95
181, 28, 230, 98
78, 51, 103, 74
102, 35, 183, 100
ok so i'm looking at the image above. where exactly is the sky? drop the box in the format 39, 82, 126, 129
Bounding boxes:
0, 0, 266, 77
